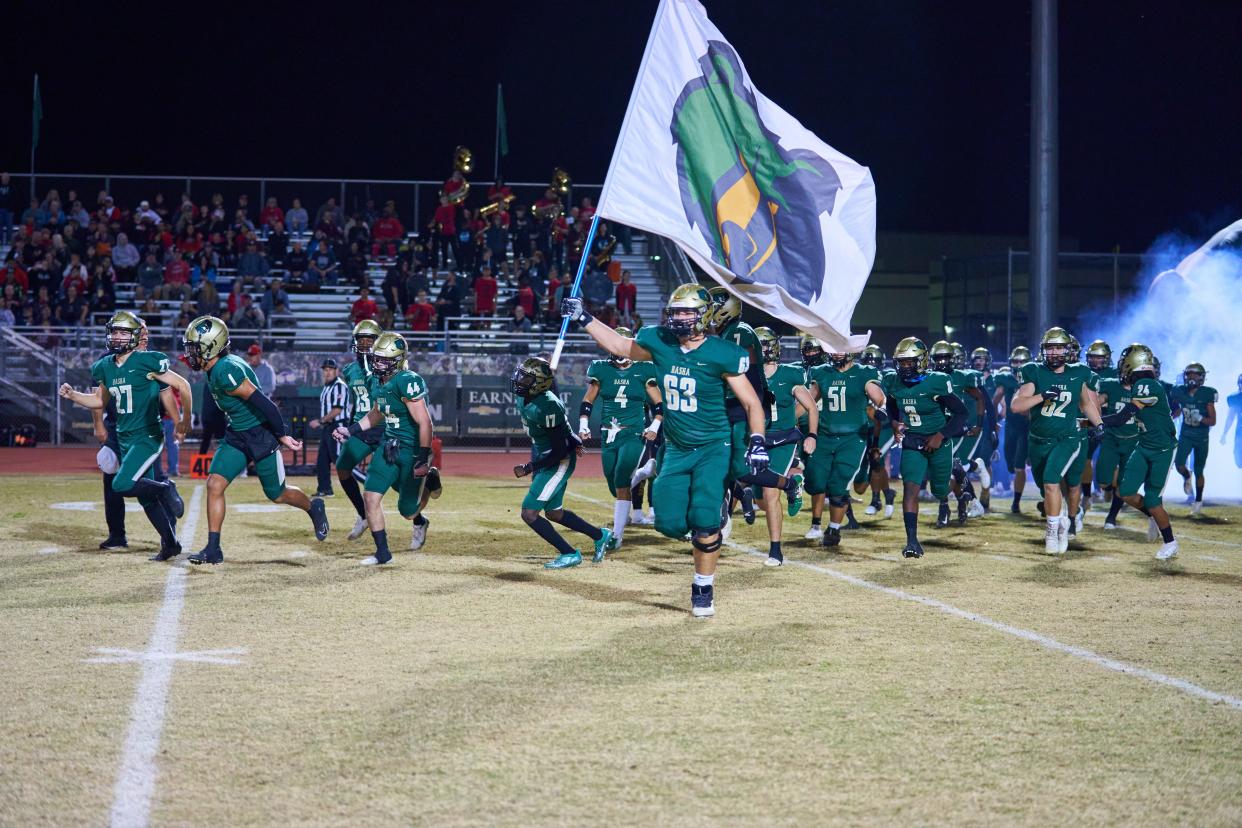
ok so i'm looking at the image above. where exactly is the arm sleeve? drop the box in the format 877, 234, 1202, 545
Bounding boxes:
1101, 402, 1138, 427
886, 391, 902, 423
248, 389, 287, 437
528, 423, 572, 472
937, 392, 969, 438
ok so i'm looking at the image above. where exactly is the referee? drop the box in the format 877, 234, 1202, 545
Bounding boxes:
311, 358, 351, 497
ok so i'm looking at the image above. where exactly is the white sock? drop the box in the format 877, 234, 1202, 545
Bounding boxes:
613, 500, 630, 541
1047, 517, 1059, 534
646, 507, 656, 520
693, 572, 714, 587
828, 522, 841, 530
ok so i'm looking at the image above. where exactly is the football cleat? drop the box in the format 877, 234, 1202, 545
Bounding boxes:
1182, 476, 1193, 496
1074, 507, 1084, 535
1146, 517, 1159, 542
1191, 502, 1202, 517
1045, 524, 1061, 555
720, 513, 733, 542
822, 527, 842, 548
1058, 516, 1070, 554
188, 547, 223, 565
360, 547, 392, 566
883, 503, 895, 519
1102, 521, 1119, 531
593, 528, 614, 563
164, 480, 184, 520
310, 498, 330, 541
967, 499, 986, 519
804, 525, 824, 541
347, 516, 369, 541
1155, 540, 1180, 561
631, 511, 654, 526
99, 536, 128, 550
149, 541, 181, 562
974, 459, 991, 489
544, 550, 583, 569
410, 517, 429, 550
864, 503, 879, 516
845, 512, 861, 530
1036, 501, 1046, 518
740, 488, 756, 525
425, 467, 443, 498
902, 539, 924, 559
936, 503, 951, 528
764, 550, 784, 567
956, 496, 970, 525
691, 584, 715, 618
786, 474, 805, 517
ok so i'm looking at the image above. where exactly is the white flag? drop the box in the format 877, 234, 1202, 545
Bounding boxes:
597, 0, 875, 351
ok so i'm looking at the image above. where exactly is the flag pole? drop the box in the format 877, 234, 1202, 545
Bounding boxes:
493, 83, 501, 183
549, 214, 601, 369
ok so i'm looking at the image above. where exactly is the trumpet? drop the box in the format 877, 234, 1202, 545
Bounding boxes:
478, 200, 503, 219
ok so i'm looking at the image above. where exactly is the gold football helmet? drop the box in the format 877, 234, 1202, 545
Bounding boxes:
1039, 327, 1073, 368
706, 285, 742, 331
971, 347, 992, 371
106, 310, 145, 355
1118, 343, 1156, 385
893, 337, 930, 381
1183, 362, 1206, 388
511, 356, 554, 397
1009, 345, 1033, 368
799, 333, 825, 368
369, 332, 409, 379
183, 315, 230, 370
754, 326, 781, 363
663, 284, 712, 337
930, 340, 955, 373
1085, 339, 1112, 371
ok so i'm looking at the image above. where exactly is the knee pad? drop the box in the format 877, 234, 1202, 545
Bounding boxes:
828, 494, 850, 508
691, 529, 721, 554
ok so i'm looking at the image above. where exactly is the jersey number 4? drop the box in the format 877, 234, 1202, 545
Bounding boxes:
663, 375, 698, 413
108, 384, 134, 415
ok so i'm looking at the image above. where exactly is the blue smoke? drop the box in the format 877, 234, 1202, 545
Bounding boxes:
1079, 228, 1242, 500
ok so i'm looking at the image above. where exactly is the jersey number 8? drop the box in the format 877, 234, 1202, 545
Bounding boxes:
662, 375, 698, 413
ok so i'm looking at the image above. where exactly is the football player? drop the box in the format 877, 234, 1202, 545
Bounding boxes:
334, 333, 437, 564
335, 320, 384, 541
1170, 362, 1217, 515
1082, 340, 1116, 508
993, 345, 1032, 512
564, 285, 767, 617
797, 334, 831, 539
1096, 365, 1140, 530
807, 348, 885, 549
856, 344, 897, 518
578, 327, 661, 548
968, 347, 999, 514
1102, 345, 1180, 559
753, 327, 816, 565
181, 315, 329, 564
59, 311, 192, 561
1009, 327, 1104, 554
1220, 373, 1242, 469
930, 341, 983, 525
512, 356, 612, 569
883, 338, 969, 558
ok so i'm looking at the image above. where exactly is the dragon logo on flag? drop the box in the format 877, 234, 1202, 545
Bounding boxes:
671, 41, 842, 304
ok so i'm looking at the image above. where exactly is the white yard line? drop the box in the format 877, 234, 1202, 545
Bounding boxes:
108, 484, 203, 828
724, 540, 1242, 712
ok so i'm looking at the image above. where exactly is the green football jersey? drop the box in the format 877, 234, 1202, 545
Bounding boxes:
1096, 378, 1139, 439
883, 372, 953, 435
375, 369, 428, 446
586, 359, 659, 441
1169, 385, 1218, 433
766, 363, 808, 430
993, 369, 1026, 420
1093, 366, 1119, 380
809, 363, 882, 436
1130, 375, 1177, 449
951, 368, 983, 427
636, 326, 748, 448
341, 359, 381, 425
206, 354, 264, 432
1019, 361, 1098, 439
716, 318, 760, 401
90, 350, 170, 440
520, 390, 569, 454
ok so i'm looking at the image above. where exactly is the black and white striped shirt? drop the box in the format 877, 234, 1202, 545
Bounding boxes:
319, 377, 351, 424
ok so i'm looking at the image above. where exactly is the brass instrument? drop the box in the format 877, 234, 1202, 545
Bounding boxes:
552, 167, 571, 195
445, 179, 470, 206
533, 201, 563, 221
591, 234, 618, 269
454, 146, 473, 174
478, 200, 502, 219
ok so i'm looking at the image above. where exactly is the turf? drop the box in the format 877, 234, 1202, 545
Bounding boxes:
1, 474, 1241, 825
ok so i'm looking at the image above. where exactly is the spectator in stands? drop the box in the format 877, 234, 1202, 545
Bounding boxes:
135, 199, 162, 225
285, 198, 308, 234
432, 196, 457, 270
345, 212, 371, 250
112, 232, 139, 281
582, 264, 613, 314
234, 296, 266, 332
56, 284, 88, 326
616, 269, 637, 324
308, 239, 339, 287
372, 205, 404, 258
68, 199, 91, 227
232, 209, 255, 236
507, 304, 532, 333
152, 193, 172, 222
29, 253, 58, 298
93, 260, 117, 294
1, 262, 27, 300
195, 279, 220, 317
0, 172, 14, 244
0, 298, 14, 327
260, 197, 284, 230
511, 204, 534, 259
261, 277, 289, 318
245, 343, 276, 397
267, 221, 289, 266
139, 296, 162, 330
61, 253, 89, 297
382, 258, 410, 315
98, 195, 121, 227
484, 214, 509, 264
137, 250, 163, 297
405, 289, 435, 333
403, 264, 429, 304
175, 301, 196, 331
473, 266, 498, 319
62, 224, 84, 259
236, 242, 271, 288
515, 275, 536, 321
175, 225, 202, 256
343, 241, 369, 288
285, 241, 309, 286
191, 253, 218, 290
350, 286, 379, 324
158, 253, 192, 301
35, 303, 58, 347
5, 237, 29, 268
268, 301, 297, 348
596, 302, 619, 329
315, 197, 343, 230
435, 272, 462, 330
21, 198, 47, 229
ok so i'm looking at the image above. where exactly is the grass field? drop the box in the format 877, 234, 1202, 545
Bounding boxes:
2, 471, 1241, 826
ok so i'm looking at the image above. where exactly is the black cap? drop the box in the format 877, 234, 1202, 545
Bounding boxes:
320, 358, 338, 369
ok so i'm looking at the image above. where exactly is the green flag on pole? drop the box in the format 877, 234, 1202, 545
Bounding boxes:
32, 74, 42, 151
496, 84, 508, 157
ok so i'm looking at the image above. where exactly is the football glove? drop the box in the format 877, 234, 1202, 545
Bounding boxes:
560, 296, 593, 325
1041, 386, 1063, 402
746, 433, 770, 473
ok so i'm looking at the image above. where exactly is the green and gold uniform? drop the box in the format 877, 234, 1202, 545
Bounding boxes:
520, 390, 575, 511
763, 363, 809, 478
1171, 384, 1218, 477
1064, 363, 1098, 484
1095, 377, 1139, 489
884, 371, 955, 498
365, 369, 430, 517
90, 350, 170, 502
806, 363, 881, 498
1094, 366, 1119, 381
206, 353, 288, 501
336, 358, 384, 474
975, 370, 998, 463
854, 368, 897, 486
950, 367, 984, 462
717, 318, 762, 482
1019, 361, 1098, 487
994, 368, 1029, 472
1119, 376, 1177, 508
636, 326, 748, 539
586, 359, 659, 497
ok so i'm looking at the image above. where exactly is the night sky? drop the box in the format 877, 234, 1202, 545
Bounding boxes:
5, 0, 1238, 251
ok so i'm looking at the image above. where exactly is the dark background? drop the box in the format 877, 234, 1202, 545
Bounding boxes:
4, 0, 1238, 251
